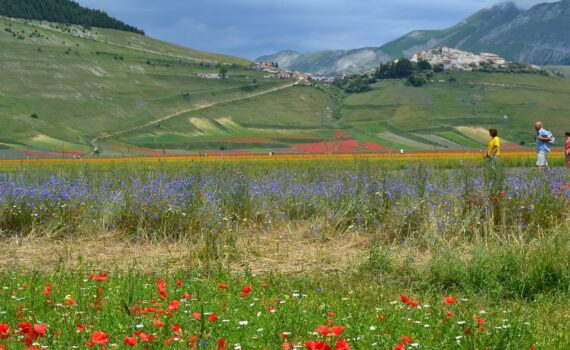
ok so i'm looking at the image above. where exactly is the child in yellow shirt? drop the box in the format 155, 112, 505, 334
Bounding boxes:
486, 128, 500, 160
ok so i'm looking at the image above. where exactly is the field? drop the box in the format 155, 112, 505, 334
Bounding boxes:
0, 156, 569, 349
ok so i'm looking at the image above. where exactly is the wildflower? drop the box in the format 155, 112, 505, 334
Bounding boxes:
192, 312, 202, 320
153, 320, 165, 328
305, 340, 332, 350
443, 297, 457, 304
330, 325, 345, 336
124, 336, 137, 347
171, 323, 181, 333
95, 273, 108, 282
401, 336, 412, 343
87, 331, 108, 349
42, 284, 52, 296
0, 323, 10, 339
135, 331, 156, 343
181, 292, 192, 299
168, 300, 180, 310
175, 280, 184, 286
208, 313, 218, 322
335, 338, 350, 350
393, 343, 406, 350
157, 279, 168, 299
317, 325, 329, 336
400, 295, 411, 304
475, 316, 485, 325
218, 338, 227, 350
219, 283, 229, 289
240, 285, 252, 297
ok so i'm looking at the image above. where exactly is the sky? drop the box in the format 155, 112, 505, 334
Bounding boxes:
75, 0, 555, 59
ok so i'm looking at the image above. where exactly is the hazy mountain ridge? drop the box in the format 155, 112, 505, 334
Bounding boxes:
258, 0, 570, 74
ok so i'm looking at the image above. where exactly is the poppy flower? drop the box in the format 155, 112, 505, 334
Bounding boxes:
168, 300, 180, 310
135, 331, 156, 343
192, 312, 202, 320
444, 297, 457, 304
409, 300, 419, 308
317, 325, 329, 336
42, 284, 52, 296
475, 316, 485, 325
335, 339, 350, 350
77, 323, 86, 333
240, 285, 253, 297
400, 295, 411, 304
208, 313, 218, 322
0, 323, 10, 339
156, 279, 168, 299
95, 273, 108, 282
330, 325, 345, 336
218, 283, 229, 289
171, 323, 181, 333
305, 340, 332, 350
33, 324, 47, 338
393, 343, 406, 350
175, 280, 184, 286
282, 342, 291, 350
327, 312, 336, 317
87, 331, 109, 349
181, 292, 192, 299
378, 315, 386, 321
124, 336, 137, 347
401, 336, 412, 343
218, 338, 227, 350
153, 320, 165, 328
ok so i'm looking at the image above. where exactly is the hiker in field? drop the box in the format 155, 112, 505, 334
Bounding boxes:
485, 128, 500, 161
534, 121, 554, 170
565, 132, 570, 168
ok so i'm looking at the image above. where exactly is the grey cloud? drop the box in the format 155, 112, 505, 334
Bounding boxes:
75, 0, 548, 59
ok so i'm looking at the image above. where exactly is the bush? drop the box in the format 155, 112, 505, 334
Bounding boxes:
407, 72, 428, 87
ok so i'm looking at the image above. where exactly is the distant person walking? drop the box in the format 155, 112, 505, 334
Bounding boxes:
485, 128, 500, 161
534, 121, 553, 170
565, 132, 570, 168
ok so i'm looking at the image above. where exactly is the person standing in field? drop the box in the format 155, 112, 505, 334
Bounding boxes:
485, 128, 500, 161
565, 132, 570, 168
534, 121, 553, 170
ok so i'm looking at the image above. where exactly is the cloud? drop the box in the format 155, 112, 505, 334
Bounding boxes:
74, 0, 553, 59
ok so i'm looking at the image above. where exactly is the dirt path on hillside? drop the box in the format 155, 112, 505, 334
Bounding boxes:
88, 80, 299, 155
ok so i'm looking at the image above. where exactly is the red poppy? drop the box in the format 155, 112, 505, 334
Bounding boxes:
282, 342, 291, 350
192, 312, 202, 320
33, 324, 46, 338
446, 311, 454, 318
65, 299, 76, 306
240, 285, 253, 297
475, 316, 485, 325
42, 284, 52, 296
135, 331, 156, 343
87, 331, 109, 349
181, 292, 192, 299
175, 280, 184, 286
0, 323, 10, 339
77, 323, 86, 333
327, 312, 336, 317
124, 336, 137, 347
168, 300, 180, 310
153, 320, 165, 328
95, 273, 108, 282
400, 295, 411, 304
157, 279, 168, 299
305, 340, 332, 350
409, 300, 419, 308
330, 325, 345, 336
219, 283, 229, 289
317, 325, 329, 336
443, 297, 457, 304
171, 323, 181, 333
218, 338, 227, 350
393, 343, 406, 350
208, 313, 218, 322
378, 315, 386, 321
401, 336, 412, 343
335, 338, 350, 350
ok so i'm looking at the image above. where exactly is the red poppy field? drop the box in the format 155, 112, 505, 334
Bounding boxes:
0, 157, 569, 349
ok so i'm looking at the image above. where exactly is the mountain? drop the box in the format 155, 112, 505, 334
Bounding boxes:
0, 0, 144, 34
259, 0, 570, 75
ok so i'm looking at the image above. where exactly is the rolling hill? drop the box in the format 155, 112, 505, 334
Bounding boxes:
1, 3, 569, 157
258, 0, 570, 75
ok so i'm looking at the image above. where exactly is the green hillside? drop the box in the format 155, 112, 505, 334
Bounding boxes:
337, 71, 570, 150
0, 17, 329, 157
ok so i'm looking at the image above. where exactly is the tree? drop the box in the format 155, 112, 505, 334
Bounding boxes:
407, 72, 428, 87
219, 66, 228, 79
418, 60, 432, 71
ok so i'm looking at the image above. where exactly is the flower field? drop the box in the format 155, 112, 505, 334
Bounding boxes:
0, 157, 569, 349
